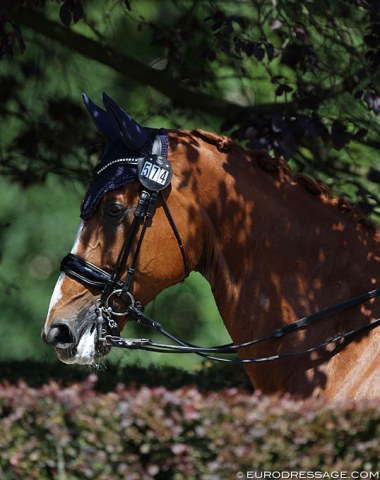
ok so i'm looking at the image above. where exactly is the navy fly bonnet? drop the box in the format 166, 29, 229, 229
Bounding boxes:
80, 93, 168, 219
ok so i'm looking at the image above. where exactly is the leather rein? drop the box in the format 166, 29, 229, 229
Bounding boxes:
60, 139, 380, 363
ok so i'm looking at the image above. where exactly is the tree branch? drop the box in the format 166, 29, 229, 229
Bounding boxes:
11, 7, 292, 119
9, 7, 380, 154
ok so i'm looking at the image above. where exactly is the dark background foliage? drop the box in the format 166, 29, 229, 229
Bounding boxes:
2, 0, 379, 192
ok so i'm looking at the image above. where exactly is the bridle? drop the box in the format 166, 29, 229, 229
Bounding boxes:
60, 135, 380, 364
61, 133, 190, 340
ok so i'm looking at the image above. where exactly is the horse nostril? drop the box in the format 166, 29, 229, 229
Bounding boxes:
45, 323, 76, 349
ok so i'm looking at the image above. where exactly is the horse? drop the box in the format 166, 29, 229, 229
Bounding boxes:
42, 93, 380, 399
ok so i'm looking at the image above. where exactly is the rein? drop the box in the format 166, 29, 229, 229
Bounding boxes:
60, 134, 380, 364
108, 288, 380, 363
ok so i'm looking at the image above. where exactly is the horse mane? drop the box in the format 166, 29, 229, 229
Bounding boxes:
192, 129, 379, 237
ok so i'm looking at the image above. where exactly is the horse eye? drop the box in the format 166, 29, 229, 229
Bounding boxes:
106, 203, 126, 218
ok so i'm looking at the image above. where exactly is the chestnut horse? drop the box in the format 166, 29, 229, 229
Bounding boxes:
43, 93, 380, 399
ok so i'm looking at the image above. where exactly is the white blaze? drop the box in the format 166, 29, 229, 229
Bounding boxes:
46, 222, 84, 322
46, 272, 64, 319
71, 221, 84, 254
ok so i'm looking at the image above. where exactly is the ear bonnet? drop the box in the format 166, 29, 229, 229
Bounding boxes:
80, 93, 168, 219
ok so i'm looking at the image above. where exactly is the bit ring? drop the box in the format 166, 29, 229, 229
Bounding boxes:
105, 289, 135, 317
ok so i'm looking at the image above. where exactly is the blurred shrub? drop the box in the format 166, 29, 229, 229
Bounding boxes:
0, 377, 379, 479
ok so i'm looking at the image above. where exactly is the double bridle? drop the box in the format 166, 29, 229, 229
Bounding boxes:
61, 134, 190, 339
60, 137, 380, 364
61, 183, 190, 343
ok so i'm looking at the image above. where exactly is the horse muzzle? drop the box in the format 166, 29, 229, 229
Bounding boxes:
42, 318, 112, 365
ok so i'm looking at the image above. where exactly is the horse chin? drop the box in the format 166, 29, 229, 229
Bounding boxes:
56, 325, 111, 366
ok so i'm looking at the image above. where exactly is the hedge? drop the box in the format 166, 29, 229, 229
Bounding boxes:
0, 377, 379, 479
0, 360, 253, 392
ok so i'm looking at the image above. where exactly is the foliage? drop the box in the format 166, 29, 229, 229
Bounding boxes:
0, 378, 379, 479
1, 0, 379, 209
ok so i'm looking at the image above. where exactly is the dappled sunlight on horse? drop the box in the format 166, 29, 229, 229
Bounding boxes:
43, 93, 380, 399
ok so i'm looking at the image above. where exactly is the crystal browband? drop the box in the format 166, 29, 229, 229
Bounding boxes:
95, 157, 143, 175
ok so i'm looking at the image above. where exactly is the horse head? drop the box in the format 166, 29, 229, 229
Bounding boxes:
42, 93, 202, 365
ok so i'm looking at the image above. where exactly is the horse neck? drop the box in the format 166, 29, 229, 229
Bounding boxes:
181, 134, 380, 342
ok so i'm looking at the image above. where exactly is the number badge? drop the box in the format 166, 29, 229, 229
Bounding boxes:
137, 155, 173, 191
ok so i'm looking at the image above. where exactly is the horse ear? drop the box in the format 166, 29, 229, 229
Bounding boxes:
82, 93, 117, 142
102, 92, 149, 151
